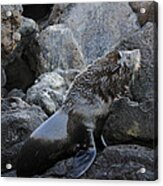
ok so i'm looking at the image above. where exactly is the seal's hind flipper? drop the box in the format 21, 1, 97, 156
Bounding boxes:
68, 129, 96, 178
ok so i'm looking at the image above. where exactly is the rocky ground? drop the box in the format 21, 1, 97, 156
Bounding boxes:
1, 2, 158, 180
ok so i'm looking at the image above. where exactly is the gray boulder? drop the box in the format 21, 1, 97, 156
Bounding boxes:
56, 68, 80, 87
26, 72, 66, 115
59, 2, 139, 64
19, 16, 39, 37
38, 145, 156, 181
7, 88, 26, 99
48, 4, 72, 25
1, 97, 47, 173
83, 145, 157, 180
103, 98, 155, 146
36, 24, 85, 74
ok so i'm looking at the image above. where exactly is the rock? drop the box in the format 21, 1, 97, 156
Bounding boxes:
1, 97, 47, 173
59, 2, 139, 64
1, 67, 7, 87
1, 170, 17, 177
36, 24, 85, 74
5, 56, 36, 91
7, 88, 25, 99
115, 22, 157, 102
56, 68, 80, 87
82, 145, 157, 180
1, 5, 23, 58
1, 5, 39, 65
19, 16, 39, 37
129, 1, 158, 26
1, 88, 8, 98
26, 72, 66, 115
48, 4, 73, 25
103, 98, 155, 146
1, 7, 39, 92
38, 145, 157, 181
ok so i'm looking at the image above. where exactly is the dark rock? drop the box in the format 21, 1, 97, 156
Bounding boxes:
37, 145, 157, 181
1, 88, 8, 98
59, 2, 139, 64
5, 56, 36, 91
1, 67, 7, 87
26, 72, 66, 115
36, 24, 85, 74
1, 170, 17, 177
7, 88, 26, 99
1, 97, 47, 173
103, 98, 155, 146
115, 22, 157, 102
129, 1, 158, 26
82, 145, 157, 180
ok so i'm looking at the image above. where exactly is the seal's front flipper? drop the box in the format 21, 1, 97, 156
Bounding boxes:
68, 129, 96, 178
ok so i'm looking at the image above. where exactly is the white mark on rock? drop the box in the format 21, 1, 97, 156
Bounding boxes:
137, 167, 146, 174
6, 163, 12, 170
104, 172, 107, 176
140, 8, 146, 14
6, 11, 12, 17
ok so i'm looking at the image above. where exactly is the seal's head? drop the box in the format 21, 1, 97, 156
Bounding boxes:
118, 49, 141, 73
107, 49, 141, 97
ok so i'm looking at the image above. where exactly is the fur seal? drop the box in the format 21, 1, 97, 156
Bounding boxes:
16, 49, 141, 178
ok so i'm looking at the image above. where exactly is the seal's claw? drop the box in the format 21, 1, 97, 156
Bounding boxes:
68, 147, 96, 178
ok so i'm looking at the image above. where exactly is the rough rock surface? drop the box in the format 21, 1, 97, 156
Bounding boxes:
36, 24, 85, 74
59, 2, 140, 64
1, 97, 47, 173
103, 98, 155, 146
1, 5, 39, 66
1, 5, 23, 58
56, 68, 81, 87
7, 88, 26, 99
1, 5, 39, 92
5, 56, 36, 91
34, 145, 156, 181
26, 72, 66, 115
1, 67, 7, 87
48, 4, 72, 25
129, 1, 158, 26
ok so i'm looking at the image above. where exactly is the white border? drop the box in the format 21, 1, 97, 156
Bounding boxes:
1, 0, 162, 186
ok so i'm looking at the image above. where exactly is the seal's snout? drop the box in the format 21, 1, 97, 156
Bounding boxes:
118, 49, 141, 72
